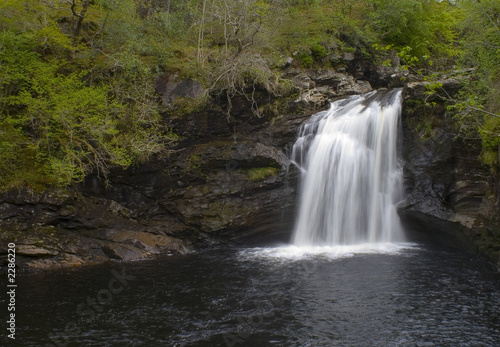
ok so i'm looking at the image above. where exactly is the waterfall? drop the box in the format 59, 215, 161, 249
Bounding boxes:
291, 89, 405, 246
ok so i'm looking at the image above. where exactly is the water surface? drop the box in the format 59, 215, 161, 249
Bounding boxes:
7, 240, 500, 346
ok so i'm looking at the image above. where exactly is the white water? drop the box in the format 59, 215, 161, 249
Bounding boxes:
291, 89, 405, 246
239, 242, 419, 262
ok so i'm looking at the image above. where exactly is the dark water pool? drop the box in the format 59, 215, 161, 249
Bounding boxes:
3, 240, 500, 346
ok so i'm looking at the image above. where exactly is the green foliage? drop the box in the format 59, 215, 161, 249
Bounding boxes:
0, 11, 174, 190
0, 122, 50, 191
2, 0, 500, 188
458, 0, 500, 79
367, 0, 461, 64
310, 42, 327, 60
479, 117, 500, 167
295, 51, 314, 68
448, 0, 500, 168
371, 0, 500, 171
293, 41, 328, 67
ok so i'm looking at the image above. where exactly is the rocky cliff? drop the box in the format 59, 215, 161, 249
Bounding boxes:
401, 80, 500, 268
1, 62, 499, 271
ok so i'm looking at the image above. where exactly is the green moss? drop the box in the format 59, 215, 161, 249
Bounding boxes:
186, 154, 204, 175
480, 149, 499, 168
245, 167, 278, 181
475, 232, 500, 267
168, 95, 207, 118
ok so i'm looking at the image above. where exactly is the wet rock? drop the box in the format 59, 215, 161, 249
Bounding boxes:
16, 245, 59, 257
356, 80, 373, 93
292, 70, 373, 107
401, 83, 493, 247
296, 89, 329, 106
0, 203, 20, 220
109, 230, 191, 254
25, 254, 86, 269
343, 52, 355, 61
405, 79, 460, 100
101, 242, 149, 262
285, 70, 315, 90
310, 69, 343, 86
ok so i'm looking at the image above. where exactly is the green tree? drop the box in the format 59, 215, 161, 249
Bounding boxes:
0, 27, 174, 190
453, 0, 500, 167
369, 0, 461, 62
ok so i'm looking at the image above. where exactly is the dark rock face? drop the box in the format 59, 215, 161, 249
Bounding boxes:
347, 50, 403, 89
400, 80, 500, 269
401, 80, 492, 225
2, 69, 500, 270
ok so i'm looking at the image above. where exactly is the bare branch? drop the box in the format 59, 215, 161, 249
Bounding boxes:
475, 0, 500, 37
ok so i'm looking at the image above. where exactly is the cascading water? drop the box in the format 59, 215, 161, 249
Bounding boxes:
291, 89, 405, 246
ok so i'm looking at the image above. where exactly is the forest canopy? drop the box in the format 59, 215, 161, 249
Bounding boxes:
0, 0, 499, 190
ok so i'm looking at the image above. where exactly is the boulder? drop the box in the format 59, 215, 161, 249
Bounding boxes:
16, 245, 59, 257
155, 73, 204, 106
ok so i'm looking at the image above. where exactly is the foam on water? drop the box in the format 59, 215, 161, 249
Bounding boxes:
239, 242, 420, 261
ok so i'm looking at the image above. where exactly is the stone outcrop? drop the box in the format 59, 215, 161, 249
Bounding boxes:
284, 69, 374, 104
155, 73, 205, 106
0, 187, 193, 270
